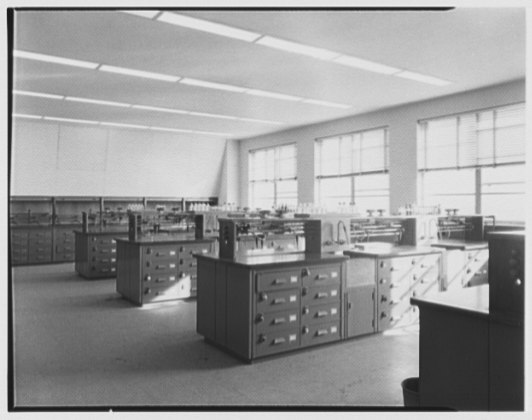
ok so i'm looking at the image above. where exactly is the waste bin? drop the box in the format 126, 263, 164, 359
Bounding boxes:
401, 377, 420, 407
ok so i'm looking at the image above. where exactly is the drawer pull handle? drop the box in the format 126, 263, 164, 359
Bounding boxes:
156, 265, 167, 270
155, 252, 166, 257
273, 317, 286, 325
272, 297, 286, 305
155, 278, 166, 283
273, 337, 286, 345
316, 274, 329, 280
316, 292, 328, 299
316, 310, 328, 318
273, 278, 287, 285
316, 329, 328, 337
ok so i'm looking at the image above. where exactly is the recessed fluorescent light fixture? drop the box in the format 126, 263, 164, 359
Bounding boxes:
157, 12, 261, 42
13, 113, 42, 120
256, 36, 340, 61
132, 104, 189, 114
180, 78, 247, 93
65, 96, 131, 108
333, 55, 400, 75
13, 50, 99, 69
101, 122, 149, 129
395, 70, 451, 86
188, 111, 238, 120
150, 126, 230, 137
246, 89, 301, 102
302, 99, 351, 109
238, 117, 284, 125
13, 90, 64, 100
121, 10, 159, 19
43, 116, 99, 125
99, 65, 180, 82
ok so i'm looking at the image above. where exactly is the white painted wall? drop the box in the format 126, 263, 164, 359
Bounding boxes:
218, 139, 240, 206
238, 79, 526, 212
10, 120, 227, 198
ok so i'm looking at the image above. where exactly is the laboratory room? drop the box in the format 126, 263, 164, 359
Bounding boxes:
7, 6, 528, 413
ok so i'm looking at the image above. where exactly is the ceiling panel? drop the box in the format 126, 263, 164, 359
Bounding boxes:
12, 8, 526, 140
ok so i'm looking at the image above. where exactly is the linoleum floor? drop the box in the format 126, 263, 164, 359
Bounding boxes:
11, 263, 419, 409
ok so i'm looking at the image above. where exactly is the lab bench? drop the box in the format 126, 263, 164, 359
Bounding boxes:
115, 235, 215, 305
195, 252, 348, 361
74, 228, 129, 279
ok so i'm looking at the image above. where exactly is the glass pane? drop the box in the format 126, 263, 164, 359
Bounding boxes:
355, 174, 389, 215
276, 180, 298, 207
427, 118, 457, 147
495, 126, 525, 163
352, 134, 362, 173
477, 130, 493, 165
495, 104, 525, 128
318, 138, 340, 176
356, 195, 390, 216
477, 110, 493, 131
458, 115, 477, 167
482, 165, 526, 194
339, 136, 352, 175
278, 156, 296, 179
361, 146, 385, 172
317, 177, 351, 211
250, 181, 274, 210
278, 144, 296, 159
421, 169, 475, 214
426, 145, 456, 168
482, 194, 525, 222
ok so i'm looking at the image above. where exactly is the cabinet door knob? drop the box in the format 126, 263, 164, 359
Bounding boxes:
301, 268, 310, 277
258, 334, 267, 343
145, 275, 151, 282
259, 292, 268, 302
256, 313, 265, 323
515, 278, 522, 286
302, 327, 309, 334
303, 306, 310, 314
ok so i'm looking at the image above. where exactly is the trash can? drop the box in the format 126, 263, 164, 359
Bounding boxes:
401, 377, 420, 407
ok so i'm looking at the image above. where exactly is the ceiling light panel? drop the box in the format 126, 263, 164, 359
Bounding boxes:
395, 70, 451, 86
13, 90, 64, 100
13, 113, 42, 120
121, 10, 160, 19
157, 12, 261, 42
13, 50, 99, 69
246, 89, 302, 102
333, 55, 400, 75
65, 96, 131, 107
43, 116, 99, 125
255, 36, 340, 60
302, 99, 351, 109
132, 104, 189, 114
180, 78, 247, 93
99, 64, 180, 82
101, 121, 149, 129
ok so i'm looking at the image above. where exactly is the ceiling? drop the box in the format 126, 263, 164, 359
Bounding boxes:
11, 8, 526, 141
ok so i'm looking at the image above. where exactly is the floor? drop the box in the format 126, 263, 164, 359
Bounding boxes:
11, 263, 420, 409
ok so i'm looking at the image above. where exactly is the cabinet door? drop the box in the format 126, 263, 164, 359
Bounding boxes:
345, 285, 375, 338
196, 258, 217, 341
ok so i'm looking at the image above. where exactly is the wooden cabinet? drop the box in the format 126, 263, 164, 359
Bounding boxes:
74, 230, 128, 279
116, 237, 214, 305
343, 247, 443, 332
196, 253, 347, 361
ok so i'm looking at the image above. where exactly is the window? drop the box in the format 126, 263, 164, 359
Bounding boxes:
418, 103, 525, 221
315, 127, 389, 214
248, 143, 297, 209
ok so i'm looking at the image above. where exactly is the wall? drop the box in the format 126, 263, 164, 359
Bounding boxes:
217, 139, 240, 206
10, 120, 227, 198
238, 79, 526, 212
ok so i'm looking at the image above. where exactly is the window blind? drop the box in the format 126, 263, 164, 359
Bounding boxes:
418, 103, 525, 171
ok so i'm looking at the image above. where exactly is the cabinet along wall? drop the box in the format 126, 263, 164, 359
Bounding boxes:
237, 79, 525, 212
10, 120, 227, 198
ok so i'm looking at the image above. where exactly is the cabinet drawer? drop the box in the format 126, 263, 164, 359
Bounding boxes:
90, 245, 116, 255
178, 243, 211, 257
301, 302, 341, 325
11, 231, 28, 241
301, 321, 341, 347
90, 236, 117, 245
143, 273, 178, 284
301, 265, 341, 286
256, 289, 299, 313
144, 245, 179, 259
179, 258, 198, 269
378, 257, 415, 276
254, 328, 299, 357
144, 261, 178, 274
256, 269, 300, 292
28, 253, 52, 263
301, 284, 340, 306
91, 256, 116, 264
143, 281, 191, 303
11, 241, 28, 251
56, 245, 75, 253
255, 309, 299, 334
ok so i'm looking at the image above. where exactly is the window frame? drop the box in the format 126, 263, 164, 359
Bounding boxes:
248, 143, 297, 209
